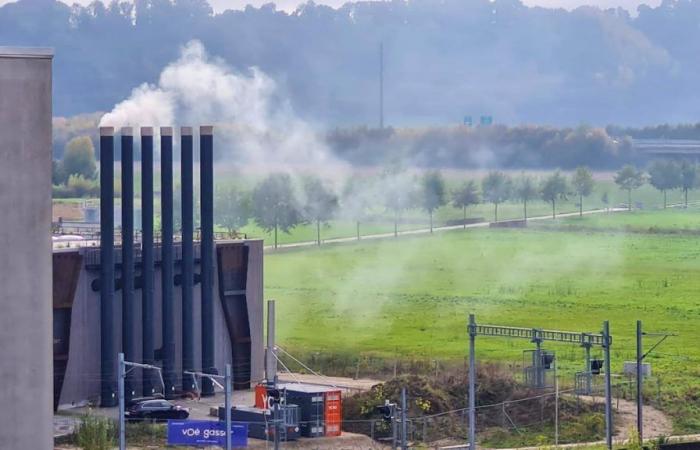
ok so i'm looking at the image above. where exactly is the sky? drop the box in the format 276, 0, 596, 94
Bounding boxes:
0, 0, 665, 14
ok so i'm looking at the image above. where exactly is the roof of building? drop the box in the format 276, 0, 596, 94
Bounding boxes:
0, 47, 54, 59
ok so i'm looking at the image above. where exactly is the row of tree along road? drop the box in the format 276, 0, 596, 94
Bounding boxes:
216, 161, 700, 248
49, 136, 700, 246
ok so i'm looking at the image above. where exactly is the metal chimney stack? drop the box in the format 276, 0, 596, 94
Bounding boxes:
200, 125, 215, 396
99, 126, 117, 407
121, 127, 136, 402
140, 127, 156, 396
160, 127, 177, 398
181, 127, 196, 393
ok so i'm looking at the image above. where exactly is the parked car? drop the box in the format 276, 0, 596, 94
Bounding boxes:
126, 399, 189, 421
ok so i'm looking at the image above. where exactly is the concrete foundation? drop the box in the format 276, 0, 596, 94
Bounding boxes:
0, 47, 54, 449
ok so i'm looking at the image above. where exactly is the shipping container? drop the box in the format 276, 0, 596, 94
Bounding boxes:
277, 383, 343, 438
218, 405, 300, 441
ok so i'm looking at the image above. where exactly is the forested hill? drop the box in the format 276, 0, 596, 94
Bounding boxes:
3, 0, 700, 127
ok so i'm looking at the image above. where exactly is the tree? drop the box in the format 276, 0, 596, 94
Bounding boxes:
342, 177, 377, 240
679, 160, 698, 208
251, 173, 303, 249
648, 160, 680, 209
302, 176, 339, 246
420, 171, 447, 233
60, 136, 96, 181
540, 171, 568, 219
571, 166, 594, 217
614, 165, 645, 211
601, 191, 610, 212
513, 175, 538, 220
52, 159, 63, 185
383, 170, 416, 237
481, 172, 511, 222
214, 185, 251, 236
451, 181, 480, 229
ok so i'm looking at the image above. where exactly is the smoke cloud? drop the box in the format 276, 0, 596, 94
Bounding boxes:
100, 40, 341, 170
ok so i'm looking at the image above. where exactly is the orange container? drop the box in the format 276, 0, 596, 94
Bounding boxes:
254, 384, 268, 409
324, 391, 342, 436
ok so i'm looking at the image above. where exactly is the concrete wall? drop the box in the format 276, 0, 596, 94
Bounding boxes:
0, 48, 53, 449
57, 239, 264, 407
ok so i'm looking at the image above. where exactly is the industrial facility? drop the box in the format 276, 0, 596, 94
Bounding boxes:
53, 126, 265, 409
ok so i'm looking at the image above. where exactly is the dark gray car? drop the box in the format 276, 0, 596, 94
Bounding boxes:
126, 399, 189, 421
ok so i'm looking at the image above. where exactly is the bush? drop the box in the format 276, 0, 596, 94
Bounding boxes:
52, 175, 99, 198
67, 174, 99, 197
75, 414, 116, 450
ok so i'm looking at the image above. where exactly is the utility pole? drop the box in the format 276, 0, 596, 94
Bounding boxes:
379, 42, 384, 129
554, 358, 559, 446
603, 321, 613, 450
266, 300, 278, 385
225, 364, 232, 450
401, 387, 408, 450
468, 314, 476, 450
118, 353, 125, 450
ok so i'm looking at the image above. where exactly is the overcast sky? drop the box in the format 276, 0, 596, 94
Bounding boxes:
0, 0, 665, 14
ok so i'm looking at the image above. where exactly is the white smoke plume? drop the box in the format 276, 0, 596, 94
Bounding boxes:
100, 40, 341, 170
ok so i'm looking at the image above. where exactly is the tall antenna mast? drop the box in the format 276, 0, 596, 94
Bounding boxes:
379, 41, 384, 129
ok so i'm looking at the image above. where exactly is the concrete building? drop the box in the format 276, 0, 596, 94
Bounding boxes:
53, 239, 265, 408
0, 47, 54, 449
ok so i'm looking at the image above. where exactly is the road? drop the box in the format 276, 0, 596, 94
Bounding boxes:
267, 208, 628, 251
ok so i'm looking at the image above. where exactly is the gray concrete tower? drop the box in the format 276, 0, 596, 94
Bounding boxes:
0, 47, 54, 449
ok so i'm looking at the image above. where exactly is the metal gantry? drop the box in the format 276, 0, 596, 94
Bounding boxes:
467, 314, 614, 450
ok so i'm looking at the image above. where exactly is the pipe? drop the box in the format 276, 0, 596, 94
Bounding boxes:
141, 127, 156, 396
121, 127, 136, 402
99, 126, 117, 407
160, 127, 177, 398
200, 125, 215, 396
181, 127, 195, 393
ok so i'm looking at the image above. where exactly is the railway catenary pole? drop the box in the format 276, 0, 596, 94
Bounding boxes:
119, 354, 166, 450
401, 387, 408, 450
603, 321, 613, 450
636, 320, 643, 442
468, 314, 476, 450
634, 323, 674, 444
184, 367, 232, 450
118, 352, 125, 450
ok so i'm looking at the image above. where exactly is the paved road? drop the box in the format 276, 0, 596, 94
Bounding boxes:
266, 208, 628, 251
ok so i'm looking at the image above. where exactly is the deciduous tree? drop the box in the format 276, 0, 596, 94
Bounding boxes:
571, 166, 594, 217
482, 172, 511, 222
451, 181, 480, 228
540, 171, 568, 219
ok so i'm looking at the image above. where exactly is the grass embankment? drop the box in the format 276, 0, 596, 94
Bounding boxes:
266, 213, 700, 433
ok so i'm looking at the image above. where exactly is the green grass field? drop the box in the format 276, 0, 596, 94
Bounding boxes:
537, 208, 700, 233
265, 210, 700, 432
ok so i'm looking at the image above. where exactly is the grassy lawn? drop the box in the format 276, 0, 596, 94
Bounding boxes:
536, 208, 700, 233
265, 223, 700, 432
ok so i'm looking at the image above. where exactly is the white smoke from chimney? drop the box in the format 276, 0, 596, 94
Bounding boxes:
100, 40, 341, 170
